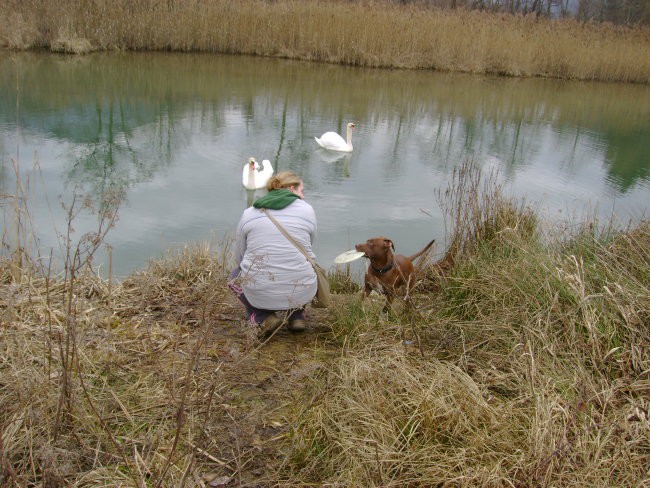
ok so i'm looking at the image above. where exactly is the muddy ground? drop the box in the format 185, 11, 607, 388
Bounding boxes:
191, 293, 338, 487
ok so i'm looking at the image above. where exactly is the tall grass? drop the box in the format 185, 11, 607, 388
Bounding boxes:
1, 0, 649, 83
1, 243, 233, 487
283, 164, 649, 486
2, 156, 648, 485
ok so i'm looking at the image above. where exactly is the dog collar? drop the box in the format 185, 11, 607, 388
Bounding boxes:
371, 260, 394, 274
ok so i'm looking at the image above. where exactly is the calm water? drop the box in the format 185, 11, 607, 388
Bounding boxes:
1, 51, 649, 278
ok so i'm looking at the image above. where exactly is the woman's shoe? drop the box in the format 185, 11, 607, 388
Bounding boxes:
288, 319, 306, 332
257, 314, 283, 338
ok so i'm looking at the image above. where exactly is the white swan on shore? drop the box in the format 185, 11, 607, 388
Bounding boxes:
315, 122, 356, 152
242, 157, 273, 190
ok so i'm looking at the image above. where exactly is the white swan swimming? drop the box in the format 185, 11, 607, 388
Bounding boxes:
242, 157, 274, 190
315, 122, 356, 152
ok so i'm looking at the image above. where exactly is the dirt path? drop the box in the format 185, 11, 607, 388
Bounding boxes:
194, 296, 336, 487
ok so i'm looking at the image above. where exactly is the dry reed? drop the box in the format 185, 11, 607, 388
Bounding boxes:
1, 0, 649, 83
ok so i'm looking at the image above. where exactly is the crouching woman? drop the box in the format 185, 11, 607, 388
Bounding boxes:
229, 171, 317, 338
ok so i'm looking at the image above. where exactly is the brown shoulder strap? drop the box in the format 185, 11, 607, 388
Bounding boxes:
262, 209, 317, 268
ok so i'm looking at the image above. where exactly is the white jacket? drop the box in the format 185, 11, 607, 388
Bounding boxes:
233, 199, 318, 310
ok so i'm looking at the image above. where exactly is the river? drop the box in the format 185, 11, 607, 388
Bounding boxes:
1, 51, 649, 278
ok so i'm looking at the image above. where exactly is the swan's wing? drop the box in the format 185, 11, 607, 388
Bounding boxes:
261, 159, 273, 173
318, 131, 346, 147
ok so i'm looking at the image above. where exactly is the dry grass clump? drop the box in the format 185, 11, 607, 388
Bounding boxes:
443, 159, 538, 257
418, 159, 538, 293
285, 349, 522, 486
1, 0, 649, 82
1, 12, 39, 51
50, 36, 94, 55
0, 243, 233, 486
328, 266, 361, 295
435, 220, 649, 485
281, 161, 648, 486
283, 219, 649, 486
119, 241, 231, 323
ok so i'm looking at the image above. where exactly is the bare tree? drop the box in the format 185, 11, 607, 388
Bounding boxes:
390, 0, 648, 24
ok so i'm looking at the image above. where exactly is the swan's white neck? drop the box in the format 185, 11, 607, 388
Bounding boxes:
346, 125, 353, 148
248, 163, 256, 186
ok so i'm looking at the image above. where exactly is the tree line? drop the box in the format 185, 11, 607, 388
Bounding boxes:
395, 0, 650, 26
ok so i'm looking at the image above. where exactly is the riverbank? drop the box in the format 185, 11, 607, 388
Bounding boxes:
2, 163, 648, 486
2, 0, 650, 83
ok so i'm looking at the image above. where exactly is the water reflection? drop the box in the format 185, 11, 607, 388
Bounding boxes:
315, 150, 353, 178
1, 51, 648, 277
601, 127, 650, 191
245, 188, 267, 209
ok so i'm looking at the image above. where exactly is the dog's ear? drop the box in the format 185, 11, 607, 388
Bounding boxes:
383, 239, 394, 251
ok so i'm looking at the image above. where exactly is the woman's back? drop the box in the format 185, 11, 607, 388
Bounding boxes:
235, 199, 317, 310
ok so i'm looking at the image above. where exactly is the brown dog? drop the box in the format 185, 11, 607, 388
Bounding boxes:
355, 237, 435, 310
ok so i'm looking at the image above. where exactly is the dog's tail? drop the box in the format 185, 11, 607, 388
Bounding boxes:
407, 239, 436, 263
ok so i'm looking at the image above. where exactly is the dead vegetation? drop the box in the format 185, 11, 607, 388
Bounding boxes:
0, 243, 339, 487
1, 0, 649, 83
2, 161, 648, 486
282, 162, 649, 487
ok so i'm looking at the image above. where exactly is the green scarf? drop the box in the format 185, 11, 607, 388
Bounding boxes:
253, 188, 300, 210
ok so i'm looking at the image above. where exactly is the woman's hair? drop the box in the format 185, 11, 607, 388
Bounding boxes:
267, 171, 302, 191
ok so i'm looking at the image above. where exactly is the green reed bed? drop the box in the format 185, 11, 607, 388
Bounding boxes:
1, 0, 649, 83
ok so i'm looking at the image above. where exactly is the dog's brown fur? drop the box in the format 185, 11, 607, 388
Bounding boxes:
355, 237, 435, 310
